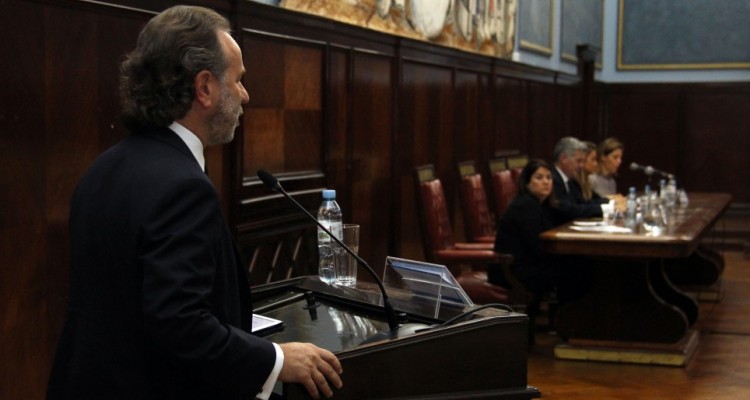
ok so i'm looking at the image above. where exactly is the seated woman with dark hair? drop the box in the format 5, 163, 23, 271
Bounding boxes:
492, 159, 567, 298
492, 159, 592, 345
489, 160, 591, 310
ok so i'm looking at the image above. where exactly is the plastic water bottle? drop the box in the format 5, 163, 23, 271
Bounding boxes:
665, 178, 677, 209
640, 184, 652, 219
317, 189, 342, 284
659, 179, 667, 200
625, 186, 637, 230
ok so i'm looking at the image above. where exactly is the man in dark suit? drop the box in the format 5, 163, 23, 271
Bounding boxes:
551, 137, 607, 220
47, 6, 342, 400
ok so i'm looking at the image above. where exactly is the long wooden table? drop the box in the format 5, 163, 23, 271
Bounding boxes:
540, 192, 731, 366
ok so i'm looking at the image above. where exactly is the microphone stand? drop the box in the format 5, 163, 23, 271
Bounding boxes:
631, 163, 673, 188
257, 170, 409, 338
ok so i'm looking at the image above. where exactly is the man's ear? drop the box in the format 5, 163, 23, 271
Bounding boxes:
194, 70, 214, 109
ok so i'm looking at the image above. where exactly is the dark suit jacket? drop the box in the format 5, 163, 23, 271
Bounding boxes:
551, 167, 602, 220
48, 126, 276, 400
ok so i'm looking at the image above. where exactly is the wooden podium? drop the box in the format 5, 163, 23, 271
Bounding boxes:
252, 277, 540, 399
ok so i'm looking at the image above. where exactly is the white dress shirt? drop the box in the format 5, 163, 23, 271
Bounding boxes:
555, 165, 571, 193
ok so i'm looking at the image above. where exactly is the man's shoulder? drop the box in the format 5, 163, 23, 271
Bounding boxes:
129, 125, 184, 148
90, 136, 180, 172
82, 128, 202, 191
550, 166, 565, 182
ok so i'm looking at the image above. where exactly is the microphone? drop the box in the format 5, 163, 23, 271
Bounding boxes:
629, 162, 674, 179
257, 170, 428, 342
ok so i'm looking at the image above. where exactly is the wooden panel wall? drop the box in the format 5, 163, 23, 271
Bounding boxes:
234, 3, 583, 272
0, 1, 158, 398
0, 1, 241, 398
2, 0, 748, 397
683, 88, 750, 195
604, 83, 750, 201
494, 76, 529, 151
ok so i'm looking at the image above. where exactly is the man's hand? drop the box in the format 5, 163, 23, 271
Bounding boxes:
278, 342, 343, 399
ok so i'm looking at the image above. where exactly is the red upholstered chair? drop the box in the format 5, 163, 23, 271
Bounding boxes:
414, 165, 517, 305
491, 170, 516, 217
488, 159, 517, 219
487, 156, 508, 174
486, 160, 536, 306
457, 161, 495, 244
506, 155, 529, 182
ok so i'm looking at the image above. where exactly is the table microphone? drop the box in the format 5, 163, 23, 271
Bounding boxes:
257, 170, 429, 343
629, 162, 674, 179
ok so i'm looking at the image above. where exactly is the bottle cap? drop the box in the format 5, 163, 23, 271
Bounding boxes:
322, 189, 336, 199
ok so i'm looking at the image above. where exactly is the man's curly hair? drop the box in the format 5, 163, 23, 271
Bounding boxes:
119, 6, 231, 130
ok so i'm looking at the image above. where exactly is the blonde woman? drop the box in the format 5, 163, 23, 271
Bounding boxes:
578, 141, 600, 201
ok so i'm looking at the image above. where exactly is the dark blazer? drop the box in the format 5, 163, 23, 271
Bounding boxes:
494, 192, 565, 293
551, 167, 602, 220
48, 126, 276, 400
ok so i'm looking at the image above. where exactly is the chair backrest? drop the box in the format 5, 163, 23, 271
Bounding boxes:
490, 169, 517, 218
414, 168, 456, 262
488, 157, 509, 174
457, 162, 495, 242
457, 160, 477, 177
506, 155, 528, 182
415, 164, 436, 183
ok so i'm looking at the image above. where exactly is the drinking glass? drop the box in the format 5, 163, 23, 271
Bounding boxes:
642, 196, 666, 235
333, 224, 359, 287
602, 201, 615, 225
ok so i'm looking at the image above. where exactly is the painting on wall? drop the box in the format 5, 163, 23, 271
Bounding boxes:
252, 0, 517, 58
517, 0, 553, 56
560, 0, 602, 66
618, 0, 750, 70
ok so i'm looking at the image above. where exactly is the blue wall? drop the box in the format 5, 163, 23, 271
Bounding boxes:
514, 0, 750, 83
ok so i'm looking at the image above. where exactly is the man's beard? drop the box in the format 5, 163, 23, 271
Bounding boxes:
207, 85, 242, 146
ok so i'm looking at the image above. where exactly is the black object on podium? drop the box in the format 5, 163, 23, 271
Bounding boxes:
252, 276, 540, 399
